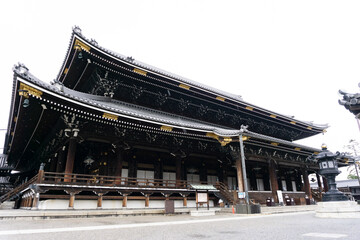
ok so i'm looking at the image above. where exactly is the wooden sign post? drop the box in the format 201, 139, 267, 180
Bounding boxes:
196, 190, 209, 210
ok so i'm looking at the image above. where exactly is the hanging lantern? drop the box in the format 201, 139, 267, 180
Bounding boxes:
23, 98, 30, 108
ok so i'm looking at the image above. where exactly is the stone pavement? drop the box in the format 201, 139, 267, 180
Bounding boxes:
0, 203, 318, 220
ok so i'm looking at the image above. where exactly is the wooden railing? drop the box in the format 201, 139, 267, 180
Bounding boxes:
0, 174, 38, 203
39, 172, 210, 190
215, 181, 237, 205
311, 187, 323, 202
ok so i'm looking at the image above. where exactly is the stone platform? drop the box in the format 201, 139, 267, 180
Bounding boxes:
316, 201, 360, 218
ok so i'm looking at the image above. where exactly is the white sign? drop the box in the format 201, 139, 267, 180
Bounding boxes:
197, 192, 208, 203
238, 192, 245, 199
277, 190, 284, 205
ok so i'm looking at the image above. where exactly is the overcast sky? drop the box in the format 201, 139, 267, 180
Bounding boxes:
1, 1, 360, 178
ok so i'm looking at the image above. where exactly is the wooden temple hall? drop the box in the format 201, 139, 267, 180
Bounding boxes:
0, 27, 346, 210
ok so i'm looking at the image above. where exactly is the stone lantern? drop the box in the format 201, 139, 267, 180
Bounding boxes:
315, 144, 348, 202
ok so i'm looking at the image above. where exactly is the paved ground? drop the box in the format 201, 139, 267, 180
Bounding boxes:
0, 211, 359, 240
0, 205, 318, 220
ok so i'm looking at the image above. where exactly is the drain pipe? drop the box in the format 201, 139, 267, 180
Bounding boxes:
239, 129, 250, 208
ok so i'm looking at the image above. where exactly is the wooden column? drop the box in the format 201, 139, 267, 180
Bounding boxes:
114, 149, 123, 184
183, 196, 187, 207
302, 169, 312, 199
97, 194, 103, 208
235, 157, 244, 192
122, 194, 128, 207
176, 156, 182, 187
268, 159, 279, 201
68, 192, 76, 209
145, 194, 150, 207
64, 139, 77, 182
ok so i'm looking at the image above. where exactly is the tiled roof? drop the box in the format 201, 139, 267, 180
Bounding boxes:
13, 64, 324, 154
66, 27, 328, 131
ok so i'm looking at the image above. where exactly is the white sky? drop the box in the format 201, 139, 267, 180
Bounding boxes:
1, 0, 360, 178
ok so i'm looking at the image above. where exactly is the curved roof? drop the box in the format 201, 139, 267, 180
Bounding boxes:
12, 64, 325, 156
56, 27, 328, 133
339, 89, 360, 117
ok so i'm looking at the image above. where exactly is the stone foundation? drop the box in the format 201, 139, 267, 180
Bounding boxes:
316, 201, 360, 218
33, 199, 214, 210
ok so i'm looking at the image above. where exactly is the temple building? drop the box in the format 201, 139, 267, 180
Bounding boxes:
0, 27, 348, 210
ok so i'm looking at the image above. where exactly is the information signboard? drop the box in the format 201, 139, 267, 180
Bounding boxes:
197, 192, 208, 203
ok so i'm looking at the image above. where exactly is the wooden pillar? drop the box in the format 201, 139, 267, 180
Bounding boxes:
302, 169, 312, 199
37, 164, 45, 184
68, 192, 76, 209
176, 156, 182, 186
114, 149, 123, 184
235, 157, 244, 192
122, 194, 128, 207
97, 194, 103, 208
64, 139, 77, 182
145, 194, 150, 207
183, 196, 187, 207
322, 176, 329, 192
268, 159, 279, 202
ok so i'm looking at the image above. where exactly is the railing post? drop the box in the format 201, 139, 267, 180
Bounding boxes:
31, 192, 40, 210
122, 193, 128, 207
145, 194, 150, 207
37, 163, 45, 183
97, 193, 103, 209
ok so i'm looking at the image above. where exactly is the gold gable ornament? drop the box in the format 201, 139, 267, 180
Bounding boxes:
206, 133, 233, 146
18, 83, 43, 98
73, 39, 91, 52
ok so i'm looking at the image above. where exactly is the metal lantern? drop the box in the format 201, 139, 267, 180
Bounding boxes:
315, 144, 348, 201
